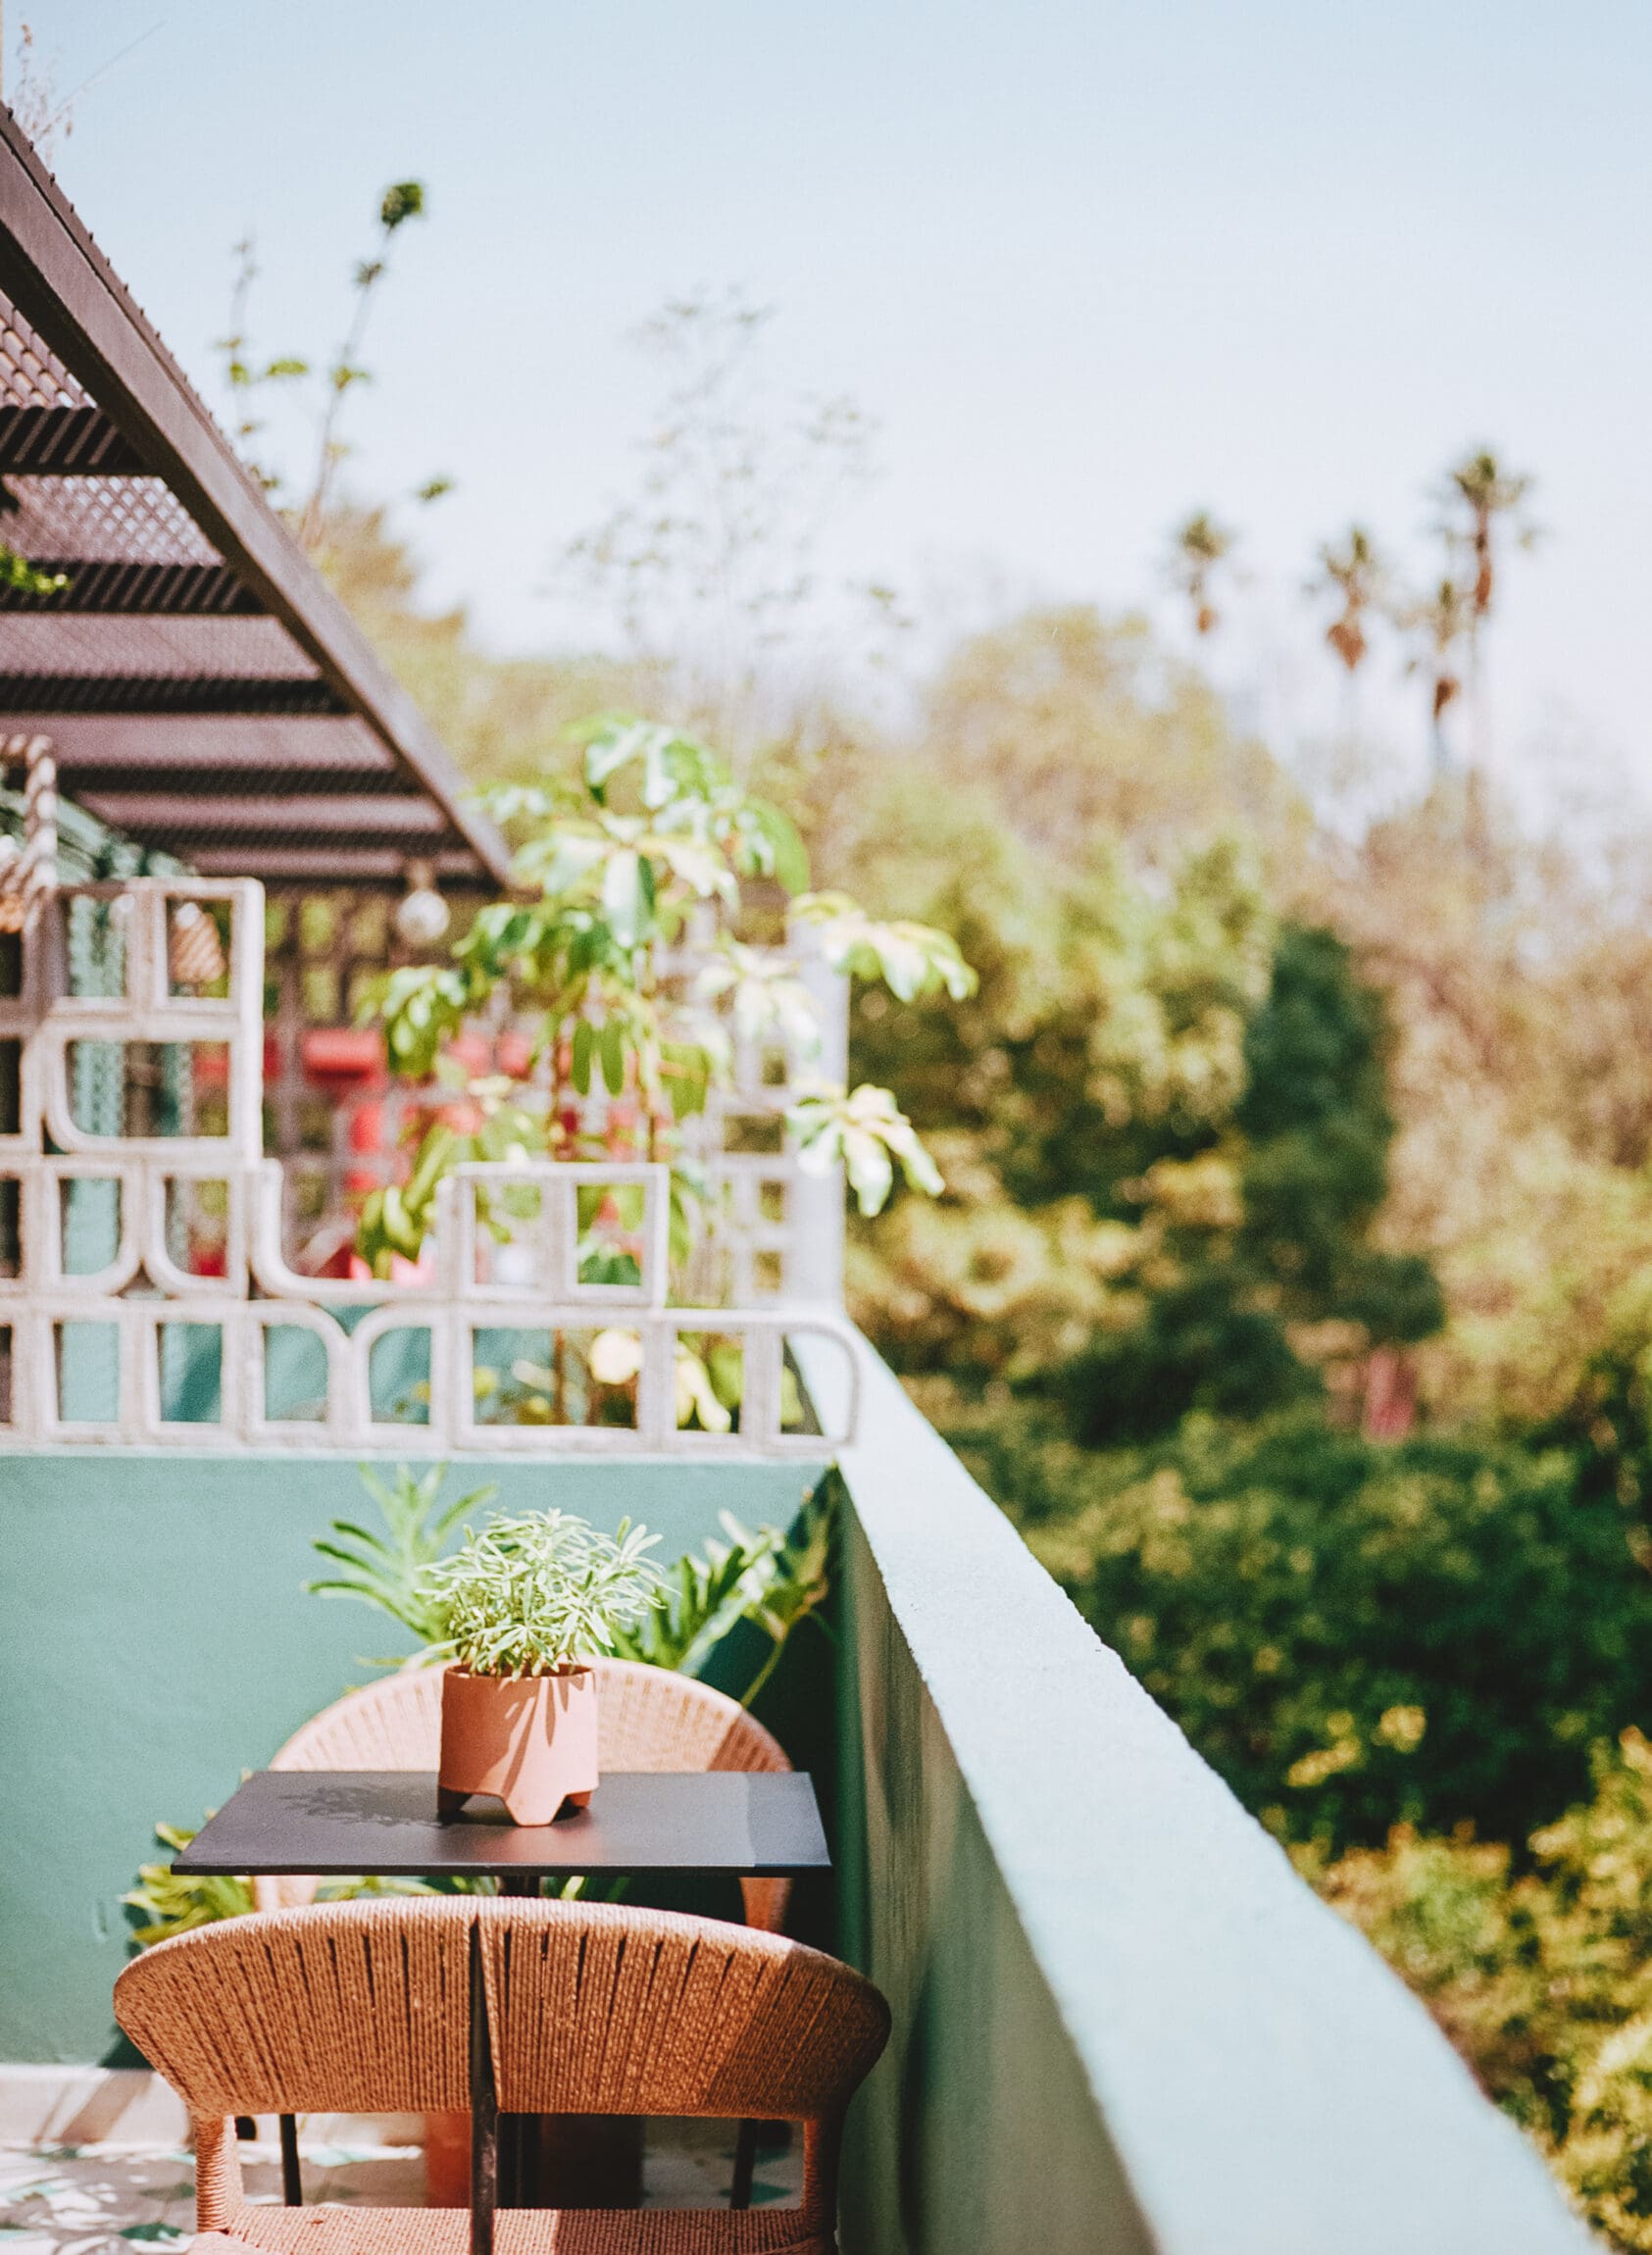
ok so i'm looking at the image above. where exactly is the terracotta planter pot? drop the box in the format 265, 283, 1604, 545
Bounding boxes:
423, 2108, 470, 2206
437, 1663, 599, 1825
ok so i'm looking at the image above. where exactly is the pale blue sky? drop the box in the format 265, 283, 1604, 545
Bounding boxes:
17, 1, 1652, 794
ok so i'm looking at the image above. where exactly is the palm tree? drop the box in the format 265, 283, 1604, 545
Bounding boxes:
1436, 448, 1538, 770
1311, 525, 1386, 676
1398, 576, 1472, 780
1168, 511, 1235, 636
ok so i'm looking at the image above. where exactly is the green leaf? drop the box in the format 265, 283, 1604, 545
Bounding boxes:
584, 717, 656, 800
745, 799, 812, 893
572, 1018, 595, 1096
661, 1040, 713, 1122
303, 1465, 488, 1643
599, 1018, 626, 1096
788, 1082, 945, 1216
842, 1128, 895, 1217
123, 1821, 256, 1947
603, 849, 648, 949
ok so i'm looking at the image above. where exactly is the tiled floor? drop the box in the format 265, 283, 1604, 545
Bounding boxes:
0, 2124, 801, 2250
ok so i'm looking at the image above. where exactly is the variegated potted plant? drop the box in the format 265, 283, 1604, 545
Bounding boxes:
416, 1509, 663, 1824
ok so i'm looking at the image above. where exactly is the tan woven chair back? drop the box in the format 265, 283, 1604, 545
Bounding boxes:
115, 1896, 473, 2117
476, 1899, 886, 2121
258, 1660, 792, 1929
114, 1896, 889, 2250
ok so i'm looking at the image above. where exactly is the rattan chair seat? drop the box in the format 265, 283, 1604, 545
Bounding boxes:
186, 2201, 827, 2251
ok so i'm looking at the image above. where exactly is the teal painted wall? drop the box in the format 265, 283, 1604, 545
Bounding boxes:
0, 1449, 825, 2064
835, 1505, 1149, 2255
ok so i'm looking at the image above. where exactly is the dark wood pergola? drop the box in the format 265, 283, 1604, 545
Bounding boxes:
0, 104, 509, 893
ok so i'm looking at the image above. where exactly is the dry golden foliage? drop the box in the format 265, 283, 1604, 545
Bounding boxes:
1314, 1730, 1652, 2250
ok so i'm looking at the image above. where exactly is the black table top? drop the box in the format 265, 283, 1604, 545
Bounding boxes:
173, 1769, 830, 1882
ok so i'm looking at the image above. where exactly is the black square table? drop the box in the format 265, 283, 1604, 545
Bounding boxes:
173, 1769, 832, 2225
174, 1769, 831, 1890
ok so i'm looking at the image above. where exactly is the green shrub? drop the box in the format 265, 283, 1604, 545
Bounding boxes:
1059, 924, 1443, 1441
1314, 1731, 1652, 2251
958, 1401, 1652, 1852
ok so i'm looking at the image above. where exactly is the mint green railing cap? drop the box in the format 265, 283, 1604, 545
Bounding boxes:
804, 1338, 1591, 2255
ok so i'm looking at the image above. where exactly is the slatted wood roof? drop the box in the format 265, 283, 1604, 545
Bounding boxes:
0, 105, 509, 891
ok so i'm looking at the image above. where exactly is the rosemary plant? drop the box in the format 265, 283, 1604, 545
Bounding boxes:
415, 1509, 664, 1677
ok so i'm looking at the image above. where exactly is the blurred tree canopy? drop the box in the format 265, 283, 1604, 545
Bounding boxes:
916, 606, 1307, 866
834, 724, 1441, 1435
964, 1399, 1652, 1857
313, 501, 1652, 1478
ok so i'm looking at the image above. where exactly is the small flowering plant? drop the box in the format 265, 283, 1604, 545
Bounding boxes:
415, 1508, 664, 1678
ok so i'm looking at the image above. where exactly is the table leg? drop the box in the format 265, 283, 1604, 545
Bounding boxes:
469, 1926, 497, 2255
494, 1875, 534, 2207
278, 2114, 302, 2206
729, 2118, 757, 2209
486, 1875, 642, 2207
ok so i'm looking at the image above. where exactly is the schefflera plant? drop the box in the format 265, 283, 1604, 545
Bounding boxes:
416, 1508, 664, 1679
355, 715, 976, 1278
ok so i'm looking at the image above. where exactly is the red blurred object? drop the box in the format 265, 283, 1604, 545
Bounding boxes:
423, 2111, 469, 2207
300, 1028, 385, 1083
349, 1102, 384, 1154
1361, 1346, 1417, 1442
348, 1249, 432, 1286
497, 1030, 531, 1077
449, 1031, 491, 1076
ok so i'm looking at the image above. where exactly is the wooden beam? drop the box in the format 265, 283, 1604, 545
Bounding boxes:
0, 402, 143, 471
59, 761, 394, 796
44, 715, 396, 771
0, 674, 346, 715
78, 791, 447, 837
0, 560, 262, 613
185, 843, 492, 885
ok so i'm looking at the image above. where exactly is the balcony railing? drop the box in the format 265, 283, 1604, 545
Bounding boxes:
810, 1338, 1589, 2252
0, 876, 859, 1453
0, 1331, 1594, 2250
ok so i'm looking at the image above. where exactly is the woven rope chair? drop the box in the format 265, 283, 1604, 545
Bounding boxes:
114, 1895, 889, 2255
255, 1660, 793, 1934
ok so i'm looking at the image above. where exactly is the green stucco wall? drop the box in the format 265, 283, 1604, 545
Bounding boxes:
0, 1449, 825, 2064
835, 1502, 1147, 2254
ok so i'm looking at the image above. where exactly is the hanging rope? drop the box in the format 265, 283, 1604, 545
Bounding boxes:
0, 732, 58, 934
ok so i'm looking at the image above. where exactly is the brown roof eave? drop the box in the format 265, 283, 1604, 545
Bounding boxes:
0, 104, 511, 889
